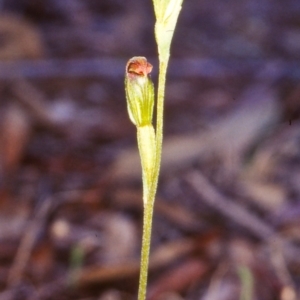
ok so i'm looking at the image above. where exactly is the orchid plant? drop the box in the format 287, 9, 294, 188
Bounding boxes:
125, 1, 184, 299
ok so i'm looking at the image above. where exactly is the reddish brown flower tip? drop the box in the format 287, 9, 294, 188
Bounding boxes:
125, 56, 154, 127
126, 57, 153, 77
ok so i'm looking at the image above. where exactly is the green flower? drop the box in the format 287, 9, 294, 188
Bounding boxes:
125, 57, 155, 127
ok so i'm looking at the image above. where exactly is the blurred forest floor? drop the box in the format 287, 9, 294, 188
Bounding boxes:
0, 0, 300, 299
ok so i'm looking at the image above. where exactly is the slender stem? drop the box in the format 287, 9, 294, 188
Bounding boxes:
151, 58, 169, 198
138, 196, 154, 300
137, 58, 169, 300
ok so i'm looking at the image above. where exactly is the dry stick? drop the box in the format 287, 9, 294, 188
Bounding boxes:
269, 242, 297, 299
7, 196, 53, 287
11, 80, 64, 132
186, 171, 300, 263
1, 191, 84, 300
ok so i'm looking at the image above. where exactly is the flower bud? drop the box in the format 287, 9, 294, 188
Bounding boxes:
125, 57, 155, 127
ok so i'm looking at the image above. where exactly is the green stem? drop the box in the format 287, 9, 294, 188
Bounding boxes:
238, 265, 254, 300
151, 58, 169, 198
137, 58, 169, 300
137, 196, 154, 300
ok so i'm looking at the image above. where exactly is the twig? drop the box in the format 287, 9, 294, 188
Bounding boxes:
11, 80, 60, 130
7, 196, 53, 287
186, 171, 300, 263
